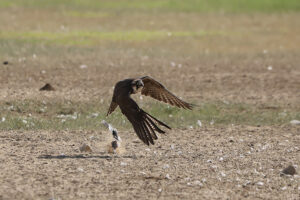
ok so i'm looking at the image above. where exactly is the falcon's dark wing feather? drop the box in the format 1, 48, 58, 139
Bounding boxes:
120, 99, 170, 145
107, 101, 118, 116
140, 76, 193, 109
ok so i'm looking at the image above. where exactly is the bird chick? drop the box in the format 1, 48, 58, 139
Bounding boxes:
102, 120, 122, 154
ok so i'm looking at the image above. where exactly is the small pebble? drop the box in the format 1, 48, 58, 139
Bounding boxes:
80, 64, 87, 69
290, 120, 300, 125
282, 165, 297, 176
77, 168, 84, 172
163, 164, 170, 169
79, 144, 92, 152
281, 186, 287, 190
165, 174, 171, 179
267, 66, 273, 70
257, 182, 264, 186
197, 120, 202, 127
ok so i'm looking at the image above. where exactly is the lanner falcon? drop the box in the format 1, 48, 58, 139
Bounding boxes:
106, 76, 193, 145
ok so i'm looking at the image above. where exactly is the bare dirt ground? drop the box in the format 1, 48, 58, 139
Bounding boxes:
0, 7, 299, 199
0, 126, 299, 199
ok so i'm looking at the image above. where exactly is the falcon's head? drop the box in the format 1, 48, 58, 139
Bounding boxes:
131, 79, 144, 94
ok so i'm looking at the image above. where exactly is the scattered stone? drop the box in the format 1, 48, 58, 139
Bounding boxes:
163, 164, 170, 169
257, 181, 264, 186
57, 110, 77, 120
165, 174, 171, 179
197, 120, 202, 127
194, 180, 203, 186
290, 120, 300, 125
220, 172, 226, 177
80, 64, 87, 69
282, 165, 297, 176
3, 61, 8, 65
39, 83, 55, 91
267, 66, 273, 71
79, 144, 92, 152
77, 168, 84, 172
170, 144, 175, 150
281, 186, 287, 190
89, 136, 95, 140
88, 113, 99, 118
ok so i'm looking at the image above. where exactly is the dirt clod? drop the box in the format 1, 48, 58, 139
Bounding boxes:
282, 165, 297, 176
79, 144, 92, 152
39, 83, 55, 91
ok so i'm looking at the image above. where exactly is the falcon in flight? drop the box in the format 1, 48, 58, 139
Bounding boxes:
106, 76, 193, 145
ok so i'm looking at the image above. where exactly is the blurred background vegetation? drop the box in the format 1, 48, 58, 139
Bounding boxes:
0, 0, 299, 130
1, 0, 299, 12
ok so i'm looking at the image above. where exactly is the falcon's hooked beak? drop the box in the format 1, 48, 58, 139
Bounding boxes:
131, 79, 144, 94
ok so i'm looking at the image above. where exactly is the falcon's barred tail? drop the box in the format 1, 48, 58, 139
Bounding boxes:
132, 109, 171, 145
140, 109, 171, 132
128, 109, 171, 145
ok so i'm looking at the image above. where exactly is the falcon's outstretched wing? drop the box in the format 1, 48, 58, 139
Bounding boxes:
140, 76, 193, 109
